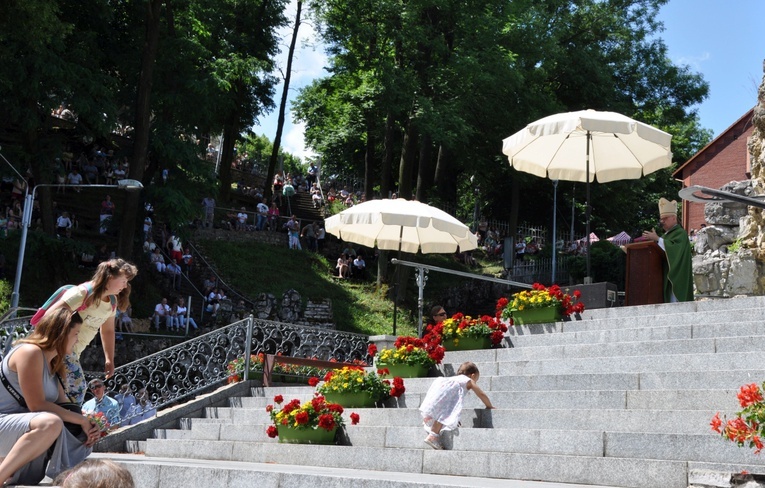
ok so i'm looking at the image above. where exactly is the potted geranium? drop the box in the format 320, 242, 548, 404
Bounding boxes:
313, 366, 405, 407
370, 336, 445, 378
265, 393, 360, 445
428, 314, 508, 351
497, 283, 584, 325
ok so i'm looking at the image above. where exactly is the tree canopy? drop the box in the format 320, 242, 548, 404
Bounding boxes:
297, 0, 713, 238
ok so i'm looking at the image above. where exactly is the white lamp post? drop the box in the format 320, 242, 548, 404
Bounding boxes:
10, 179, 144, 309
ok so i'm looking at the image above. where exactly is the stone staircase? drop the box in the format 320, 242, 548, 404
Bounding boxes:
98, 296, 765, 488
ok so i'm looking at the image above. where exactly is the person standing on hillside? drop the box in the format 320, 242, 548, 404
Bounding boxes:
301, 221, 317, 252
201, 196, 215, 228
256, 198, 269, 231
642, 198, 693, 303
285, 215, 301, 250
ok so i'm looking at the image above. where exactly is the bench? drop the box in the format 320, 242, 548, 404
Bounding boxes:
262, 354, 363, 387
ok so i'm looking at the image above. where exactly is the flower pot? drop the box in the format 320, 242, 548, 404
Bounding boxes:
323, 390, 377, 408
442, 335, 492, 351
278, 425, 338, 445
245, 370, 263, 381
512, 306, 561, 325
377, 362, 428, 379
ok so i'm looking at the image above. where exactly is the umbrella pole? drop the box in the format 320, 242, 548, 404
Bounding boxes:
585, 131, 592, 283
552, 180, 558, 283
392, 228, 403, 336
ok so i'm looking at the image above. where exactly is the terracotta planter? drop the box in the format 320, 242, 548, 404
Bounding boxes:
442, 335, 492, 351
512, 306, 561, 325
278, 425, 338, 445
322, 390, 377, 408
376, 362, 428, 379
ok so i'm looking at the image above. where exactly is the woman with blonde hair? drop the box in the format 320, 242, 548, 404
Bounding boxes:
40, 258, 138, 403
0, 309, 98, 485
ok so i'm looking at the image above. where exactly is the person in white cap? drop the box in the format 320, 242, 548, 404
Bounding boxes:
642, 198, 693, 302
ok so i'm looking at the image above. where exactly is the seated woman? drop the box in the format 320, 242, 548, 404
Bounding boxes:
336, 253, 350, 279
150, 247, 166, 273
0, 308, 99, 485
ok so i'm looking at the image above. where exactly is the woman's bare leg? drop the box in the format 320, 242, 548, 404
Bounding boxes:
0, 414, 62, 484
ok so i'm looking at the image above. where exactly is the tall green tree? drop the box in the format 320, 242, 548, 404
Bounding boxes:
300, 0, 711, 240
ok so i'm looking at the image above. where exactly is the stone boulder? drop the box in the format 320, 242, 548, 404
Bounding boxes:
704, 181, 752, 226
693, 249, 761, 297
278, 289, 302, 323
253, 292, 277, 320
694, 225, 737, 254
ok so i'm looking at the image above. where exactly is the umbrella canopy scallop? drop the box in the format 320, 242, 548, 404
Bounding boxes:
324, 199, 477, 254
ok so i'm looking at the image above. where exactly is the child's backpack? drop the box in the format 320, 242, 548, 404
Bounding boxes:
30, 283, 116, 326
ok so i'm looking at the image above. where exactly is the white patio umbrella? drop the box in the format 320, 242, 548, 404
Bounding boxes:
502, 109, 672, 281
325, 198, 477, 334
324, 198, 477, 254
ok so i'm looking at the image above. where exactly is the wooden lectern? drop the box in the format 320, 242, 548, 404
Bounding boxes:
624, 241, 665, 306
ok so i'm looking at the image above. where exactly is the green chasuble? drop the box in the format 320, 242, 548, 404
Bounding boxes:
661, 224, 693, 302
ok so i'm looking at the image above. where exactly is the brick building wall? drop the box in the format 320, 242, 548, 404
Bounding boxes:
674, 109, 754, 232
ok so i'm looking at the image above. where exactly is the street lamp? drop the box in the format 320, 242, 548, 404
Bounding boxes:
11, 180, 144, 309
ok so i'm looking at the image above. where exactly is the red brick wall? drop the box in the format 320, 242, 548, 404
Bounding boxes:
676, 119, 753, 232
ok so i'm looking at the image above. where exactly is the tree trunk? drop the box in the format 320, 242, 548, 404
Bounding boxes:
415, 132, 432, 201
380, 112, 395, 198
363, 110, 375, 200
219, 117, 238, 203
434, 145, 457, 207
265, 0, 301, 202
118, 0, 162, 259
397, 117, 418, 200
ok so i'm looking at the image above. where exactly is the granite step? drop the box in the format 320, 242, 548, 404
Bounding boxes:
142, 439, 690, 488
498, 350, 764, 375
100, 452, 625, 488
504, 321, 765, 348
168, 407, 723, 436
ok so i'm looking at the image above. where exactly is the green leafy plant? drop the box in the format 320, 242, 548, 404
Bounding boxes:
728, 238, 743, 253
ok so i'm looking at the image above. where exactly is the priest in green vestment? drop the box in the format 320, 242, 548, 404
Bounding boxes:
642, 198, 694, 302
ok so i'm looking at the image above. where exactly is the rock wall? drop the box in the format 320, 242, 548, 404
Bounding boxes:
692, 60, 765, 297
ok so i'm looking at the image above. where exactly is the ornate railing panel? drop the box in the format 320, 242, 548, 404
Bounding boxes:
107, 316, 371, 417
0, 316, 35, 360
2, 314, 371, 425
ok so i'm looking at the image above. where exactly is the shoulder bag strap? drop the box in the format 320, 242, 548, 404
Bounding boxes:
55, 373, 77, 404
0, 360, 28, 409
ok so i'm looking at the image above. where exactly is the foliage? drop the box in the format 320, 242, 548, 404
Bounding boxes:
565, 240, 627, 290
265, 393, 354, 438
499, 283, 584, 319
302, 0, 712, 236
370, 336, 444, 367
315, 366, 401, 401
728, 238, 743, 254
199, 238, 417, 336
238, 133, 303, 177
429, 313, 508, 347
712, 382, 765, 454
0, 280, 12, 316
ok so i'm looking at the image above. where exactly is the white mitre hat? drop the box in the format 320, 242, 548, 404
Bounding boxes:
658, 198, 677, 217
